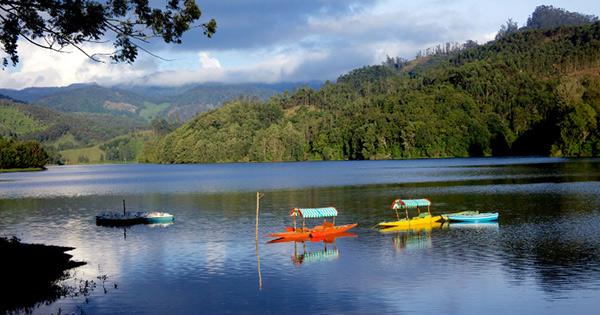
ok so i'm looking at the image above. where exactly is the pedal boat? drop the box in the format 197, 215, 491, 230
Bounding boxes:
378, 198, 443, 229
268, 207, 357, 242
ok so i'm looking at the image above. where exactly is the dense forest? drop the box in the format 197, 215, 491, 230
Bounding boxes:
141, 6, 600, 163
0, 136, 48, 169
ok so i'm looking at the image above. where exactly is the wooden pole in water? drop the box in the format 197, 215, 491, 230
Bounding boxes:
123, 199, 126, 216
255, 192, 263, 289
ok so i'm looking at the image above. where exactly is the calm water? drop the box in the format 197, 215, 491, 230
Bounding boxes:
1, 158, 600, 314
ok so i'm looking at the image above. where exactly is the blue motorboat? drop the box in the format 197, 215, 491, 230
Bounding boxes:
446, 212, 499, 222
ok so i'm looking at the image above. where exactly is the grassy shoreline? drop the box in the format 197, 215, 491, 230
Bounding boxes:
0, 167, 46, 173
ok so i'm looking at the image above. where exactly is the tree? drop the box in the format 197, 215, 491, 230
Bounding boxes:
0, 0, 217, 66
495, 18, 519, 40
526, 5, 598, 30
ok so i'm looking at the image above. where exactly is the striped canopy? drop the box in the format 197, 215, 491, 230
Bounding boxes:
290, 207, 338, 218
392, 199, 431, 210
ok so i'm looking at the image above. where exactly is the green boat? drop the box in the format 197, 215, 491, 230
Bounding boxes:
144, 212, 175, 224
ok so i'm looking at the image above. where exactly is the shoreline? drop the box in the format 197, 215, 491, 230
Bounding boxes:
0, 237, 85, 313
0, 167, 46, 173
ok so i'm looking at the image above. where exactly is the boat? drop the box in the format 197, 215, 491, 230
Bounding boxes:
379, 221, 445, 234
268, 207, 357, 242
95, 211, 147, 226
144, 212, 175, 224
440, 211, 479, 221
446, 212, 499, 222
378, 198, 442, 229
96, 211, 175, 226
268, 232, 356, 244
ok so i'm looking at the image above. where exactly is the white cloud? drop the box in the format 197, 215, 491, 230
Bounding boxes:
2, 0, 598, 89
136, 50, 328, 86
198, 52, 222, 69
0, 40, 155, 89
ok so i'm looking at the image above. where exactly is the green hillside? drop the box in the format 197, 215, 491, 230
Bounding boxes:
60, 131, 153, 164
142, 20, 600, 163
1, 82, 319, 123
0, 105, 46, 136
0, 100, 148, 163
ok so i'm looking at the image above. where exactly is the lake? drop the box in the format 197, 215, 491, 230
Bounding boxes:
1, 157, 600, 314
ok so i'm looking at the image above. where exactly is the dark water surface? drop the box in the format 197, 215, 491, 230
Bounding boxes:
1, 158, 600, 314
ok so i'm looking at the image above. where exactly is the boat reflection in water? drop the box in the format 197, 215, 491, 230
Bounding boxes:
448, 222, 499, 230
268, 232, 356, 266
380, 222, 446, 252
147, 222, 175, 229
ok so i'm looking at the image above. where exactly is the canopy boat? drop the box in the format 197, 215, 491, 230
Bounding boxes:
446, 212, 499, 222
268, 232, 356, 244
268, 207, 357, 242
379, 221, 445, 234
378, 198, 442, 229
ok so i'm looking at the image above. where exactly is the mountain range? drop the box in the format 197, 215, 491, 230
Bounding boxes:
0, 81, 322, 122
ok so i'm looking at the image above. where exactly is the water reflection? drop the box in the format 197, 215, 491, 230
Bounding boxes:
499, 216, 600, 294
381, 223, 446, 252
1, 159, 600, 314
268, 233, 356, 266
449, 222, 500, 230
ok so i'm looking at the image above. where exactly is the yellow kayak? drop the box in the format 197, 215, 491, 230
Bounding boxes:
378, 215, 443, 229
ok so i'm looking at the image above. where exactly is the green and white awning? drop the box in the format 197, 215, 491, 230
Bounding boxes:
290, 207, 338, 218
392, 199, 431, 209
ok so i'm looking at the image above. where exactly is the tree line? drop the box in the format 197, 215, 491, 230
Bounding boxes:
141, 20, 600, 163
0, 136, 49, 169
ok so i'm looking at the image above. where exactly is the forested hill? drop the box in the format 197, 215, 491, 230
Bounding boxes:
141, 19, 600, 163
0, 82, 322, 122
0, 99, 145, 152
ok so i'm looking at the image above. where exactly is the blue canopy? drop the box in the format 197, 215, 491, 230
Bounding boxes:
392, 199, 431, 210
290, 207, 338, 218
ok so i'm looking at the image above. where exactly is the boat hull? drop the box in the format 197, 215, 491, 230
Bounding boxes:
96, 211, 147, 226
95, 217, 145, 226
379, 221, 444, 233
447, 212, 499, 222
144, 216, 175, 224
378, 215, 443, 229
268, 223, 357, 242
440, 211, 479, 221
96, 211, 175, 226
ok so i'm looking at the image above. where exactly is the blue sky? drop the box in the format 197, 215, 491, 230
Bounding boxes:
1, 0, 599, 89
